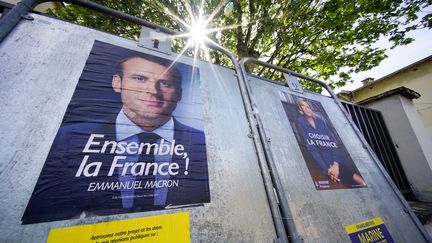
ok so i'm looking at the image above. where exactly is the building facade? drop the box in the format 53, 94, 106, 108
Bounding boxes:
338, 56, 432, 202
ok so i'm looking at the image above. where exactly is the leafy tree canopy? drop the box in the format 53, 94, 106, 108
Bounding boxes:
48, 0, 432, 90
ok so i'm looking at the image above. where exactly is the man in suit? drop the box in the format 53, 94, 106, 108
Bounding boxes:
22, 53, 209, 224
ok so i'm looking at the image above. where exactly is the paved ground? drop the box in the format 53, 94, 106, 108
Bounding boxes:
408, 201, 432, 238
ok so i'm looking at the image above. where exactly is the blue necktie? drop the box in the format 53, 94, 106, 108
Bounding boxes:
134, 132, 160, 209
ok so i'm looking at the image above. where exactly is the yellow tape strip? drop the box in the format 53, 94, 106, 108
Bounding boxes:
345, 217, 384, 234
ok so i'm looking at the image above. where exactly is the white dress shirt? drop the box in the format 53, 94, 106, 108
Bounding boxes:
115, 109, 174, 208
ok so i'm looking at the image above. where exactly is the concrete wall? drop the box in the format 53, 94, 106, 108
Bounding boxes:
352, 59, 432, 139
365, 94, 432, 202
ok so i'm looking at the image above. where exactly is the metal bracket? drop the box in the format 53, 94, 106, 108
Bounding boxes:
273, 188, 280, 205
283, 73, 303, 93
20, 14, 34, 21
138, 26, 171, 54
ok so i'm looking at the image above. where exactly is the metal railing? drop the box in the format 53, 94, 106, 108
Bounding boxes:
342, 101, 412, 195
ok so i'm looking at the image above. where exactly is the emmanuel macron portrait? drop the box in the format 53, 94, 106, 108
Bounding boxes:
22, 41, 210, 224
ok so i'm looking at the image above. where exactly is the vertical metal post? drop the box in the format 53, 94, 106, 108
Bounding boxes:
239, 58, 301, 243
206, 43, 290, 243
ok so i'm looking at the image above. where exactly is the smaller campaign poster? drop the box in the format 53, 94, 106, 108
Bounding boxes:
280, 91, 367, 190
22, 41, 210, 224
345, 217, 395, 243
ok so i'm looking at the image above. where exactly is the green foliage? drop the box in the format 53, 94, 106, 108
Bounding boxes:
48, 0, 431, 88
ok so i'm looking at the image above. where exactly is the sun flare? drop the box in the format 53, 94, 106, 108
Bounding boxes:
188, 17, 207, 46
155, 0, 253, 81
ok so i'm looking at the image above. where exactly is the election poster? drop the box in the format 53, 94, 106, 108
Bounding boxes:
280, 91, 367, 190
345, 217, 394, 243
22, 41, 210, 224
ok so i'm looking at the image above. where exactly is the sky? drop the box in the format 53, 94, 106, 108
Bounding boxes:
340, 9, 432, 92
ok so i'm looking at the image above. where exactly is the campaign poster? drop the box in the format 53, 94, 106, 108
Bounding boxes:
345, 217, 395, 243
280, 91, 367, 190
22, 41, 210, 224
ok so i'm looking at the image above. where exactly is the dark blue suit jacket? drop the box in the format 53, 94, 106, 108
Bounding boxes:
297, 115, 344, 175
22, 117, 209, 224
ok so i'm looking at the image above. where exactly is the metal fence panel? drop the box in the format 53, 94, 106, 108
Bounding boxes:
0, 13, 277, 242
246, 75, 427, 243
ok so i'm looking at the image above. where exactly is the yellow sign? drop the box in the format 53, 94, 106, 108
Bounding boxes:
345, 217, 394, 243
47, 212, 190, 243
